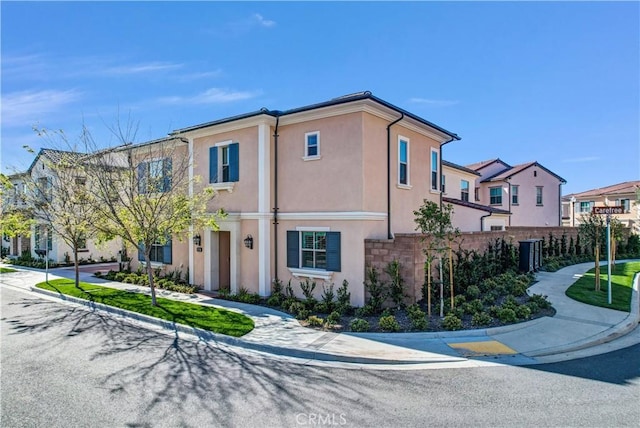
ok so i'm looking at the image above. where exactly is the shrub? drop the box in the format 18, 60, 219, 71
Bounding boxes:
266, 295, 282, 307
488, 305, 501, 318
296, 309, 310, 320
378, 315, 400, 332
442, 313, 463, 331
526, 301, 540, 314
407, 304, 428, 331
385, 259, 406, 308
320, 283, 336, 313
288, 301, 305, 316
326, 311, 341, 326
465, 285, 481, 300
463, 299, 484, 315
299, 279, 317, 309
350, 318, 370, 332
307, 315, 324, 327
471, 312, 492, 326
515, 305, 532, 320
453, 294, 466, 307
114, 272, 128, 282
528, 294, 551, 309
355, 304, 375, 318
497, 307, 517, 323
364, 266, 387, 314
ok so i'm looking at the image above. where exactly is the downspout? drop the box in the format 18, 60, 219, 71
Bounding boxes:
439, 137, 456, 209
480, 211, 492, 232
386, 113, 404, 239
506, 179, 511, 227
558, 183, 562, 226
272, 114, 280, 281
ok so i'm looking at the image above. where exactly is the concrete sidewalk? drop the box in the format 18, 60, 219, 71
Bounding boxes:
2, 260, 638, 367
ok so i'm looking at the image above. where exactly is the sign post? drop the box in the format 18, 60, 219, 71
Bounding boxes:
592, 206, 622, 305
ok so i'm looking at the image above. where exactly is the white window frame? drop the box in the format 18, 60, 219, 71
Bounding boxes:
397, 136, 411, 189
579, 201, 591, 213
536, 186, 543, 206
303, 131, 321, 161
461, 180, 469, 202
489, 186, 502, 205
289, 226, 333, 281
617, 198, 631, 213
511, 185, 519, 205
430, 148, 439, 192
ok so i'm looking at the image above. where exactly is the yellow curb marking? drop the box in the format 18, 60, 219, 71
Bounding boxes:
448, 340, 517, 356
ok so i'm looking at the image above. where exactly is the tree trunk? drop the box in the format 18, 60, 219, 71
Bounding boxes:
145, 254, 157, 306
594, 246, 600, 291
439, 256, 444, 318
449, 245, 454, 310
74, 248, 80, 288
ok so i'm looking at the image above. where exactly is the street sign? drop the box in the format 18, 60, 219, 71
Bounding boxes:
592, 206, 624, 215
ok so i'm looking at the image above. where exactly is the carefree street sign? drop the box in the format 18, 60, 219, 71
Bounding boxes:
592, 206, 624, 215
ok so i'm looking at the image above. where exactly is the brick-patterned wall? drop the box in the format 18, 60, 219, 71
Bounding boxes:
364, 227, 581, 304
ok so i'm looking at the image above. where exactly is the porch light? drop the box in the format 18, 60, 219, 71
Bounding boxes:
193, 234, 201, 246
244, 235, 253, 249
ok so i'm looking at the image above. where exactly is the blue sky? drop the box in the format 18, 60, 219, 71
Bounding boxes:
2, 1, 638, 195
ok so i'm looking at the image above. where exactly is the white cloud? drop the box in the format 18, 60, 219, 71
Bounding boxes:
176, 69, 224, 82
252, 13, 276, 28
103, 61, 184, 75
1, 89, 83, 127
157, 88, 261, 105
562, 156, 600, 163
408, 98, 459, 106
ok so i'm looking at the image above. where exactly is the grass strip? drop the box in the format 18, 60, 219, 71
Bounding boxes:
565, 261, 639, 312
36, 279, 254, 337
0, 267, 18, 273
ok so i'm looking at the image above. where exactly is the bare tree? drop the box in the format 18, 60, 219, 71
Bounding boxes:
578, 211, 605, 291
84, 123, 222, 306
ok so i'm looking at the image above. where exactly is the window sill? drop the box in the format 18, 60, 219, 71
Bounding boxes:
288, 268, 333, 281
209, 182, 235, 193
302, 155, 322, 162
397, 183, 412, 190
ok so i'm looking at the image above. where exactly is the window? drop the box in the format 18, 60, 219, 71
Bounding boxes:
138, 238, 172, 264
138, 158, 172, 193
430, 149, 439, 191
490, 225, 504, 231
305, 132, 320, 159
209, 142, 239, 183
579, 201, 592, 213
474, 187, 480, 201
441, 175, 446, 194
286, 230, 341, 272
617, 199, 631, 213
34, 225, 52, 251
511, 185, 519, 205
461, 180, 469, 202
37, 177, 52, 202
398, 137, 409, 186
490, 187, 502, 205
536, 186, 543, 205
77, 233, 87, 250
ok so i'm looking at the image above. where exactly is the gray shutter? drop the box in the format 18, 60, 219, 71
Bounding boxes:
209, 147, 218, 183
229, 143, 239, 182
286, 231, 299, 268
326, 232, 341, 272
162, 239, 172, 265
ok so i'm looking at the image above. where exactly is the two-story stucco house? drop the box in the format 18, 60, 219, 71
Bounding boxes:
441, 160, 510, 231
465, 158, 566, 227
562, 180, 639, 233
142, 92, 460, 306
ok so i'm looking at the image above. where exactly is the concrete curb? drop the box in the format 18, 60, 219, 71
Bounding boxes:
30, 286, 463, 366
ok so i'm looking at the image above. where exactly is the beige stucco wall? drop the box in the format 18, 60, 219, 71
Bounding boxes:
442, 165, 477, 201
505, 167, 562, 226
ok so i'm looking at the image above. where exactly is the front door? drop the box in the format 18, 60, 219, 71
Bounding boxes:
218, 231, 231, 291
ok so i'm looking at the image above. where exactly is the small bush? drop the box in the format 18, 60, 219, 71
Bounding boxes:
320, 283, 336, 313
326, 311, 341, 326
515, 305, 532, 320
378, 315, 400, 332
497, 307, 517, 323
364, 266, 387, 314
453, 294, 466, 307
526, 301, 540, 314
296, 309, 310, 320
471, 312, 492, 326
350, 318, 370, 332
465, 285, 481, 300
442, 313, 463, 331
307, 315, 324, 327
288, 301, 305, 316
407, 304, 428, 331
463, 299, 484, 315
488, 305, 501, 318
528, 294, 551, 309
355, 304, 375, 318
266, 295, 282, 307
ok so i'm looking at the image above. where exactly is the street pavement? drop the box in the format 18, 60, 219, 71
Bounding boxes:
1, 260, 638, 368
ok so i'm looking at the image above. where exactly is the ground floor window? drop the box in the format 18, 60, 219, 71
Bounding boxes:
287, 230, 341, 272
138, 238, 172, 264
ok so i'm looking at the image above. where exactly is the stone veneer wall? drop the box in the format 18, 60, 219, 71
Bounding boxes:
364, 227, 581, 304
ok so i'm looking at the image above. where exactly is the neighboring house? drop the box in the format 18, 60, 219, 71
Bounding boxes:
7, 149, 121, 264
2, 172, 30, 257
562, 180, 640, 233
466, 158, 566, 227
441, 160, 510, 231
138, 91, 460, 306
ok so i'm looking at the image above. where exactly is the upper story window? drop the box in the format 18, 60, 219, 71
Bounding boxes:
209, 142, 239, 184
37, 177, 52, 202
536, 186, 543, 206
490, 186, 502, 205
430, 149, 439, 191
461, 180, 469, 202
511, 185, 519, 205
617, 198, 631, 213
441, 175, 446, 194
304, 131, 320, 160
474, 187, 480, 202
138, 158, 172, 194
398, 137, 409, 186
287, 229, 341, 272
579, 201, 592, 213
34, 225, 52, 251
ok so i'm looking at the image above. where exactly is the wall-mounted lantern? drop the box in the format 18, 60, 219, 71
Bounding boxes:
193, 234, 201, 246
244, 234, 253, 249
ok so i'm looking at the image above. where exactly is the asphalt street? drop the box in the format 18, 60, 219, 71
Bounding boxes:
2, 285, 639, 428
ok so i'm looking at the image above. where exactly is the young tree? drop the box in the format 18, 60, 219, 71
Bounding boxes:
414, 200, 458, 317
0, 174, 34, 242
85, 125, 222, 306
578, 211, 605, 291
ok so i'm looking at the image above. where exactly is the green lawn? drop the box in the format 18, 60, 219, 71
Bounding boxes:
36, 279, 254, 337
565, 261, 639, 312
0, 267, 18, 273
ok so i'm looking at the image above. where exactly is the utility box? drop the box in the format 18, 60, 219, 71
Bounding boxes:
519, 239, 542, 272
